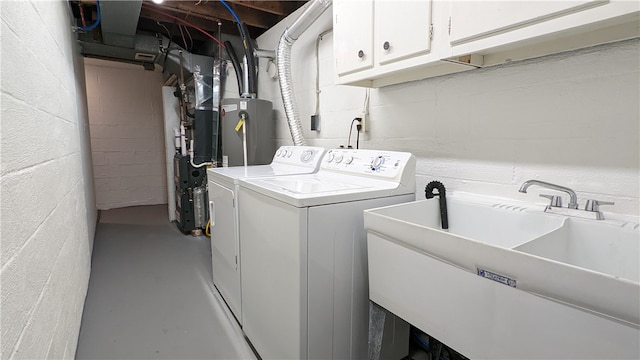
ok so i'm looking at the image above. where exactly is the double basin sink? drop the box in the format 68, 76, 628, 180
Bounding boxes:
364, 194, 640, 326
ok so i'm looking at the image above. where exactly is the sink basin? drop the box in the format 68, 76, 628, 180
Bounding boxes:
364, 194, 640, 325
512, 218, 640, 325
515, 219, 639, 283
364, 195, 565, 271
390, 195, 565, 248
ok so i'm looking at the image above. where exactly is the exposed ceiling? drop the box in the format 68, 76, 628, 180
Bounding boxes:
71, 0, 307, 55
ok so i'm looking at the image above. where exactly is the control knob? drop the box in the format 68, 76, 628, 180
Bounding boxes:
371, 155, 384, 171
286, 150, 293, 158
276, 149, 282, 157
327, 153, 335, 162
335, 154, 344, 163
300, 150, 314, 163
344, 156, 354, 164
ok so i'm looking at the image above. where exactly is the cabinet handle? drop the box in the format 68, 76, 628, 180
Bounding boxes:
358, 50, 364, 58
383, 41, 390, 51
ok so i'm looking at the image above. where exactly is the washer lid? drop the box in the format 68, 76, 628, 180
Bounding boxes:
207, 163, 315, 185
257, 177, 366, 194
239, 172, 412, 207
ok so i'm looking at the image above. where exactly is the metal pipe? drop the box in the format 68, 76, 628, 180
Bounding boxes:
224, 40, 244, 96
255, 49, 276, 59
241, 22, 258, 97
315, 28, 332, 115
277, 0, 332, 146
178, 50, 187, 125
242, 55, 250, 98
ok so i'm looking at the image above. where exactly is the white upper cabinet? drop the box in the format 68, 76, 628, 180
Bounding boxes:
333, 0, 639, 87
449, 0, 640, 64
374, 0, 432, 65
450, 0, 599, 45
334, 0, 474, 87
334, 0, 374, 76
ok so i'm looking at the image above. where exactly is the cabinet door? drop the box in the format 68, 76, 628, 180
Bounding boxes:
208, 181, 243, 321
209, 183, 237, 271
450, 0, 602, 45
374, 0, 433, 65
334, 0, 374, 76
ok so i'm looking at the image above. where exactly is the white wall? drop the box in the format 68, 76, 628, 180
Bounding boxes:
84, 58, 167, 210
1, 1, 97, 359
255, 6, 639, 216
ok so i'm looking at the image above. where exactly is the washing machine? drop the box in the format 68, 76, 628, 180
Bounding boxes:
206, 145, 325, 325
237, 149, 416, 360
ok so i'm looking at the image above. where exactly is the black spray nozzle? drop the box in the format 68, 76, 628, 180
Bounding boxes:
425, 180, 449, 230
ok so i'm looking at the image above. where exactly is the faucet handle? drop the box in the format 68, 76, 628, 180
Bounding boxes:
540, 194, 563, 207
584, 199, 614, 212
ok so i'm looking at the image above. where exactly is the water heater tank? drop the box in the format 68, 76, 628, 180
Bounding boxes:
220, 98, 275, 166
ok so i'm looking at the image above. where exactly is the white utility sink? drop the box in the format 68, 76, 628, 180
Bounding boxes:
364, 194, 640, 325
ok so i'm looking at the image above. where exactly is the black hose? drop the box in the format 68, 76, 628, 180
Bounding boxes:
224, 40, 244, 96
425, 181, 449, 230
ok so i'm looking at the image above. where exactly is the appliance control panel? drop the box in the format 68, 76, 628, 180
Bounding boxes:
271, 146, 326, 168
321, 149, 415, 181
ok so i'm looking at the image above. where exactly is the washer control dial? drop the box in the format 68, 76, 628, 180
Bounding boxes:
371, 155, 384, 170
327, 153, 335, 162
335, 154, 344, 163
344, 156, 354, 164
276, 149, 283, 157
286, 150, 293, 158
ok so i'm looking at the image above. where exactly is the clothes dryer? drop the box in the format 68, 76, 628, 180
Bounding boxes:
206, 145, 325, 324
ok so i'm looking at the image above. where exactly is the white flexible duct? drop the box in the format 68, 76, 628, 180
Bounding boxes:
278, 0, 332, 146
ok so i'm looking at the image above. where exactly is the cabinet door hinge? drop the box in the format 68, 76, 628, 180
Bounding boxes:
429, 24, 434, 40
448, 17, 452, 35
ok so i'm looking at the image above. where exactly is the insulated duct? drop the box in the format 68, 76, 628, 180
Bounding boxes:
277, 0, 332, 146
99, 0, 142, 48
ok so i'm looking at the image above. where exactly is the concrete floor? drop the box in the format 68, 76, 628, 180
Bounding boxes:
76, 205, 256, 360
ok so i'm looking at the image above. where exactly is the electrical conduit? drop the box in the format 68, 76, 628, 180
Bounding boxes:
277, 0, 332, 146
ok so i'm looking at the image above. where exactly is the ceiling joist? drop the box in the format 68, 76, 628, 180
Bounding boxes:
150, 1, 279, 30
226, 0, 301, 16
73, 0, 307, 55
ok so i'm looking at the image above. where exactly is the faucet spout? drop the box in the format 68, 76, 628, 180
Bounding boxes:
519, 180, 579, 209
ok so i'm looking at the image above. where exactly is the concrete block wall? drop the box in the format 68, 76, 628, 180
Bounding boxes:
252, 7, 639, 216
84, 58, 167, 210
1, 1, 96, 359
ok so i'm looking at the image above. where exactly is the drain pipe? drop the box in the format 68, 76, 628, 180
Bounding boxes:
277, 0, 332, 146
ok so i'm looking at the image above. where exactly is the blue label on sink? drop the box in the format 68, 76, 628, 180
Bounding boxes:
477, 268, 517, 288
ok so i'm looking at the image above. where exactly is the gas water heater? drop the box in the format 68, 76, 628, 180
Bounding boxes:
220, 98, 275, 166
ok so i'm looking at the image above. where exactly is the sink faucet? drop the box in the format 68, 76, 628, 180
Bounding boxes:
519, 180, 579, 209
